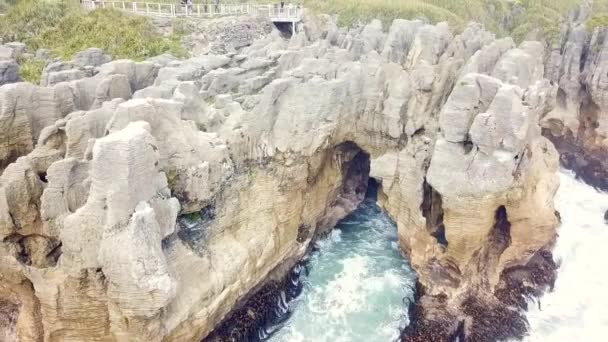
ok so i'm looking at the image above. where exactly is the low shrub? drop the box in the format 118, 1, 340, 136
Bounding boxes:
0, 0, 187, 62
18, 58, 46, 84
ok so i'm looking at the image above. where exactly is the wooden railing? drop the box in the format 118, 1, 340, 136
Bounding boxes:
81, 1, 302, 19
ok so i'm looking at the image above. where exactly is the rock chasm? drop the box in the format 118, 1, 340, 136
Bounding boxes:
0, 11, 594, 342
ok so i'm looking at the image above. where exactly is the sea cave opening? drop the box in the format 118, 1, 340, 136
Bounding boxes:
204, 142, 417, 341
255, 142, 417, 341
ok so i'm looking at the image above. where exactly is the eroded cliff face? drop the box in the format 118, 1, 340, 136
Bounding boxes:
0, 13, 559, 342
542, 2, 608, 190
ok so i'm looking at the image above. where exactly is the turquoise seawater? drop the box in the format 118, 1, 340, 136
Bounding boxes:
266, 197, 417, 342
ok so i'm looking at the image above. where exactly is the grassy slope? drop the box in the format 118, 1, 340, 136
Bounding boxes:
303, 0, 590, 40
0, 0, 187, 83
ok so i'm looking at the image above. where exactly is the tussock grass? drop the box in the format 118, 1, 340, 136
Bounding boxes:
1, 0, 186, 60
1, 0, 187, 83
586, 0, 608, 32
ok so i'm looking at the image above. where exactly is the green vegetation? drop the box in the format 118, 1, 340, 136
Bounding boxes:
0, 0, 16, 12
183, 211, 202, 222
1, 0, 187, 60
18, 58, 46, 84
587, 15, 608, 31
302, 0, 590, 42
0, 0, 187, 83
585, 0, 608, 32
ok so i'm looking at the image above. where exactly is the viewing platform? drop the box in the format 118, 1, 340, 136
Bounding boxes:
81, 1, 303, 33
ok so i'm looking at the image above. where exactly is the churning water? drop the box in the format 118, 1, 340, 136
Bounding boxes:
265, 196, 417, 342
523, 171, 608, 341
261, 172, 606, 342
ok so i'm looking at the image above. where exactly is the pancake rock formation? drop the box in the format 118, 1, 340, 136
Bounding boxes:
543, 2, 608, 190
0, 13, 561, 342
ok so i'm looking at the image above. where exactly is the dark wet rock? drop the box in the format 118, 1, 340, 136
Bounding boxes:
204, 263, 303, 342
403, 248, 557, 342
543, 128, 608, 191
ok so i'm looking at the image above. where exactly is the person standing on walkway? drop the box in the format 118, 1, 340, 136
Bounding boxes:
186, 0, 193, 15
215, 0, 220, 13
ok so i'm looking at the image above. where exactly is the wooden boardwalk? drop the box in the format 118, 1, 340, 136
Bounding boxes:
81, 1, 302, 20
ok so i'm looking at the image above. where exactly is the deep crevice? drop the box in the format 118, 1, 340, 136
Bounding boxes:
176, 203, 216, 256
203, 142, 371, 342
421, 179, 448, 247
273, 22, 295, 39
463, 134, 474, 155
491, 205, 511, 252
2, 233, 62, 268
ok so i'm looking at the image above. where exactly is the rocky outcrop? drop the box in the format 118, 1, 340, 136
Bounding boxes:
0, 58, 160, 170
0, 42, 24, 86
0, 15, 560, 342
542, 2, 608, 190
153, 15, 272, 56
0, 42, 26, 60
0, 60, 20, 86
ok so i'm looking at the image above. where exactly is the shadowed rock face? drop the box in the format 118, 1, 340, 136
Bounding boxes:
0, 11, 563, 342
205, 143, 370, 342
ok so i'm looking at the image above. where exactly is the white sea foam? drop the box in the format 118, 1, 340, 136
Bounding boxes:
524, 172, 608, 341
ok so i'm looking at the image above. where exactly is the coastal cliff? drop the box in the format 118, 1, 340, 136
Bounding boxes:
0, 8, 596, 342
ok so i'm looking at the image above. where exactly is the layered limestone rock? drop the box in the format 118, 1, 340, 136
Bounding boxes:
0, 58, 158, 169
542, 2, 608, 190
0, 15, 560, 342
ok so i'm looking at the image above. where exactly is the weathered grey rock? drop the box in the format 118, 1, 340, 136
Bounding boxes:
491, 41, 544, 88
439, 73, 501, 143
97, 59, 159, 91
35, 49, 52, 61
0, 83, 64, 167
146, 53, 180, 67
154, 54, 230, 85
0, 157, 43, 237
381, 19, 423, 64
133, 81, 178, 99
0, 15, 563, 342
91, 74, 132, 108
40, 61, 80, 86
44, 69, 87, 86
167, 15, 272, 55
0, 42, 26, 60
72, 48, 111, 68
40, 158, 90, 237
348, 19, 385, 59
405, 22, 452, 67
0, 60, 20, 85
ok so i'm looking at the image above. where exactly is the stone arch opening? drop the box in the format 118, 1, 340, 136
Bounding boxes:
203, 141, 374, 341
